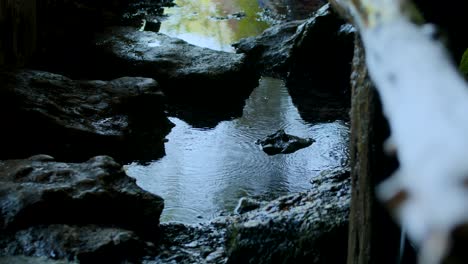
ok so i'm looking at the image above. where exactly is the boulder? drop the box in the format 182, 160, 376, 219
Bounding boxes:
255, 129, 315, 155
225, 169, 350, 264
0, 155, 164, 235
29, 0, 173, 73
233, 20, 305, 77
93, 27, 260, 128
0, 70, 173, 162
148, 222, 228, 264
0, 155, 164, 262
0, 256, 72, 264
286, 4, 355, 122
234, 4, 355, 123
0, 225, 146, 264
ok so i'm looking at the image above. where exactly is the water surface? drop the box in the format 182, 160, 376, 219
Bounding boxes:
126, 77, 349, 223
158, 0, 324, 52
159, 0, 270, 52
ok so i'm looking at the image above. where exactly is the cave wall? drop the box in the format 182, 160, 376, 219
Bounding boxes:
0, 0, 134, 68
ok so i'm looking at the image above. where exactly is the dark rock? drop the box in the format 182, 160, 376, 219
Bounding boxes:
0, 225, 146, 264
0, 256, 72, 264
233, 20, 305, 77
234, 4, 355, 123
146, 222, 228, 264
93, 27, 259, 128
121, 0, 172, 30
29, 0, 172, 74
255, 129, 315, 155
0, 155, 164, 236
286, 4, 355, 123
0, 70, 173, 162
225, 169, 350, 264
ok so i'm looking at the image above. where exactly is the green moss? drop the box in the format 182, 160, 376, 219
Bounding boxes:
402, 2, 425, 24
459, 49, 468, 77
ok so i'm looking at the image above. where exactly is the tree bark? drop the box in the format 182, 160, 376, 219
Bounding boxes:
330, 0, 468, 263
347, 35, 376, 264
347, 34, 402, 264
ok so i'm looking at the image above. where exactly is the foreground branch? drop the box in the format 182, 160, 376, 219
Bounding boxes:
330, 0, 468, 263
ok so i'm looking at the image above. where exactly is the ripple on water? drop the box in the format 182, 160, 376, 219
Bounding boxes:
126, 77, 349, 224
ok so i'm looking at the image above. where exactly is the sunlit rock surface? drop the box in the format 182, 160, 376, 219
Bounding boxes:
0, 70, 173, 162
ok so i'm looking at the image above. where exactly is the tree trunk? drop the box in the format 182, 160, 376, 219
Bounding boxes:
347, 34, 402, 264
330, 0, 468, 263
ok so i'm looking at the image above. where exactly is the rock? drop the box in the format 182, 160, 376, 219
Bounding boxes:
225, 169, 350, 264
0, 256, 73, 264
258, 0, 326, 21
286, 4, 355, 122
210, 11, 246, 21
145, 169, 349, 264
0, 70, 173, 162
0, 225, 146, 264
145, 223, 228, 264
121, 0, 173, 30
0, 155, 164, 236
233, 20, 305, 77
234, 197, 265, 215
255, 129, 315, 155
93, 27, 259, 128
30, 0, 172, 74
234, 4, 355, 123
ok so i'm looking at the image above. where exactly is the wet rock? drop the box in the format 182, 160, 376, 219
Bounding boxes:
93, 27, 259, 128
146, 169, 350, 264
144, 222, 228, 264
0, 155, 164, 236
122, 0, 173, 30
0, 225, 146, 264
233, 20, 305, 77
210, 12, 246, 21
234, 197, 265, 215
286, 4, 355, 122
30, 0, 173, 74
0, 70, 173, 162
235, 4, 355, 123
0, 256, 73, 264
225, 169, 350, 264
258, 0, 326, 21
255, 129, 315, 155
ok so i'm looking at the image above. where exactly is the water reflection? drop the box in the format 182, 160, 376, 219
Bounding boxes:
126, 77, 349, 223
258, 0, 326, 20
159, 0, 270, 52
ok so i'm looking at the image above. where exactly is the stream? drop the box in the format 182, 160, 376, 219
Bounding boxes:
125, 0, 348, 224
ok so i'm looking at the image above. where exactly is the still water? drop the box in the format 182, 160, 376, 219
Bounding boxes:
126, 77, 349, 223
158, 0, 324, 52
159, 0, 269, 52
